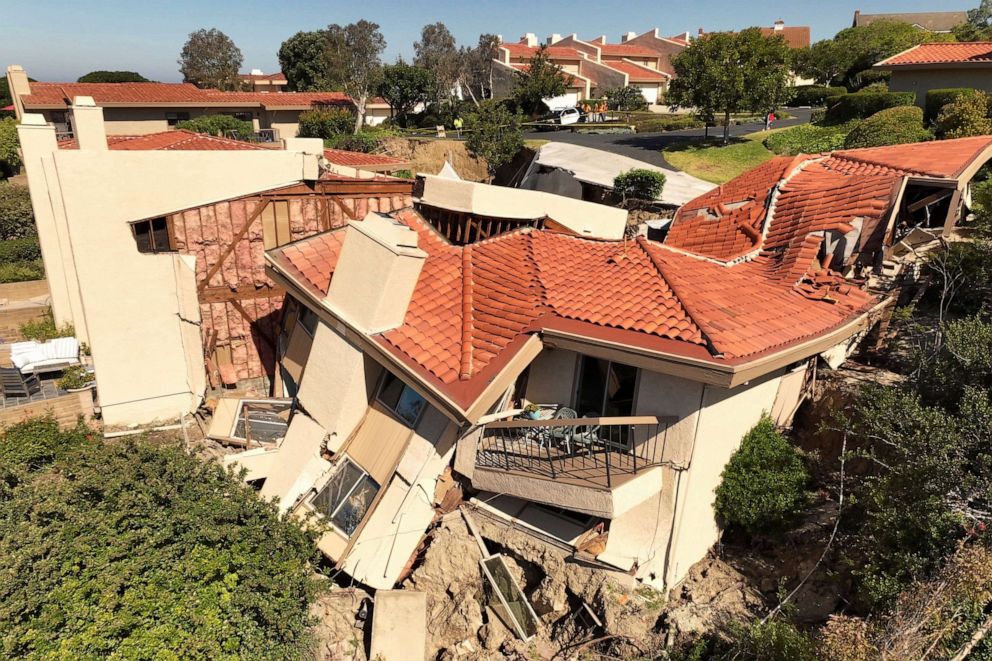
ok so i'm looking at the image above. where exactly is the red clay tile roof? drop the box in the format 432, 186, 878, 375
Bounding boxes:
239, 71, 288, 81
269, 208, 875, 399
501, 43, 584, 59
759, 26, 811, 49
56, 129, 268, 151
669, 137, 992, 275
855, 11, 967, 32
20, 82, 352, 109
878, 42, 992, 67
603, 60, 669, 81
323, 149, 408, 168
597, 43, 663, 58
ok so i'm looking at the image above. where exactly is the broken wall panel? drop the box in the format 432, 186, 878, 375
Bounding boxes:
170, 180, 414, 385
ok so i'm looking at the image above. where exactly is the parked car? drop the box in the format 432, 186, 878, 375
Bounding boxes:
535, 107, 582, 131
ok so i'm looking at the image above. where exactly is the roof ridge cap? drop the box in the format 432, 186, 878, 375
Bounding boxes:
635, 237, 711, 350
459, 246, 475, 380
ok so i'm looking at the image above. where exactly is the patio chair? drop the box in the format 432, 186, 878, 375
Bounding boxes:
0, 367, 41, 398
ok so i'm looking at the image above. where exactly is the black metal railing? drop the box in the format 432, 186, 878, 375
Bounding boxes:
475, 416, 678, 489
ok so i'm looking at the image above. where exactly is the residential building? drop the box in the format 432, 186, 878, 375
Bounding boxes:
223, 137, 992, 592
492, 38, 592, 109
7, 65, 355, 140
759, 20, 811, 49
875, 42, 992, 104
853, 9, 968, 33
239, 69, 289, 93
15, 98, 413, 425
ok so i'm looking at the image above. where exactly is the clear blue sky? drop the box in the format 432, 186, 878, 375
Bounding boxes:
1, 0, 974, 82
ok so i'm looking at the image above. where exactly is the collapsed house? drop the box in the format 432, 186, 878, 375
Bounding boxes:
16, 98, 414, 424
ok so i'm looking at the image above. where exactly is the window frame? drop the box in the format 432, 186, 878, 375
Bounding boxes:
298, 305, 319, 338
165, 111, 190, 126
375, 370, 428, 428
312, 458, 380, 538
130, 216, 175, 254
573, 356, 641, 418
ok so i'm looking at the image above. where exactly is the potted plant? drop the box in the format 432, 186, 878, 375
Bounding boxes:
58, 365, 95, 392
523, 403, 541, 420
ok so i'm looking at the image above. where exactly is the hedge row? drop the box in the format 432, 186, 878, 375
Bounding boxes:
0, 237, 41, 263
924, 88, 980, 124
764, 122, 855, 156
844, 106, 932, 149
824, 91, 916, 124
789, 85, 848, 107
0, 259, 44, 283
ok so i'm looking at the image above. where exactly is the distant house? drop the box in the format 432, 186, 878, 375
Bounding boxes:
760, 20, 811, 49
875, 42, 992, 104
239, 69, 289, 93
852, 9, 968, 33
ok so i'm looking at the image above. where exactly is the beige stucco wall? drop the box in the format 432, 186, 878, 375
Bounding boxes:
19, 115, 319, 425
888, 68, 992, 105
296, 320, 382, 452
524, 348, 577, 404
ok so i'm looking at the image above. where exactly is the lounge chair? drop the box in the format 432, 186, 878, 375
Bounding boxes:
0, 367, 41, 398
10, 337, 80, 374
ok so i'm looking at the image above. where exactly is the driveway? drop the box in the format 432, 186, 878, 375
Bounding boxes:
524, 108, 813, 171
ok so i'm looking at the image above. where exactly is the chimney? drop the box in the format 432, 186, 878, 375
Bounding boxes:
853, 10, 861, 26
675, 31, 691, 42
698, 27, 705, 37
774, 19, 785, 31
621, 31, 637, 42
326, 213, 427, 334
70, 97, 107, 150
5, 65, 31, 119
546, 33, 562, 45
522, 33, 538, 47
250, 68, 264, 75
593, 35, 607, 44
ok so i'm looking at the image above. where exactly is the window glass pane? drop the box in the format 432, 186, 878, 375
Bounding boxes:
576, 356, 609, 415
151, 217, 171, 252
377, 372, 404, 411
299, 307, 318, 337
133, 221, 152, 253
313, 461, 363, 518
394, 386, 426, 426
604, 362, 637, 417
330, 474, 379, 536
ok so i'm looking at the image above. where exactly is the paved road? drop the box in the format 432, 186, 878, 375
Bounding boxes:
524, 107, 813, 171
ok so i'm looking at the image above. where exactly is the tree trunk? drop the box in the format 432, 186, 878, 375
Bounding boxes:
723, 110, 731, 145
354, 94, 367, 134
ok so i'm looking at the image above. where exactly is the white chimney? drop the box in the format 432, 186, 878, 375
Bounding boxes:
522, 33, 538, 47
70, 97, 107, 150
546, 33, 563, 45
774, 20, 785, 31
326, 213, 427, 334
5, 65, 31, 119
621, 31, 637, 42
250, 68, 264, 75
593, 35, 607, 44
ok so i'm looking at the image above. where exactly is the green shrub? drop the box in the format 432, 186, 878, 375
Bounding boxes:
325, 126, 397, 153
727, 619, 819, 661
925, 87, 979, 124
613, 168, 666, 201
0, 182, 35, 240
935, 91, 992, 139
0, 260, 44, 283
297, 107, 356, 139
57, 365, 94, 390
0, 417, 322, 658
789, 85, 847, 107
764, 122, 856, 155
843, 106, 932, 149
19, 310, 73, 341
714, 416, 810, 535
603, 86, 649, 111
824, 91, 916, 124
176, 114, 253, 138
77, 70, 149, 83
0, 117, 19, 176
0, 237, 41, 262
633, 114, 706, 132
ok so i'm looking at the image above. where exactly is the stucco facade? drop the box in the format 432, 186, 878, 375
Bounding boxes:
887, 67, 992, 105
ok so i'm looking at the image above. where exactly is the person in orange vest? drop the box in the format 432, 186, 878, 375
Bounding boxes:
581, 101, 591, 122
597, 101, 607, 122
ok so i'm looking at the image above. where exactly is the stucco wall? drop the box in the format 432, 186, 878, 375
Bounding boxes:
888, 68, 992, 105
524, 348, 577, 404
98, 107, 259, 135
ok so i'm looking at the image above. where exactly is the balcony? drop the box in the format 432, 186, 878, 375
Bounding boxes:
467, 416, 678, 518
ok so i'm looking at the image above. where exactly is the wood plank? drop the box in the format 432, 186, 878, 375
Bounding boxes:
199, 285, 285, 303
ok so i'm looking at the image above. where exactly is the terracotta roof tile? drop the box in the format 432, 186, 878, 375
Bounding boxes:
597, 43, 663, 57
501, 43, 584, 59
603, 60, 669, 81
322, 149, 408, 168
759, 26, 811, 49
878, 42, 992, 67
56, 129, 268, 151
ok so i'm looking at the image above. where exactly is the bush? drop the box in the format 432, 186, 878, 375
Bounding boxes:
466, 100, 524, 176
789, 85, 847, 107
0, 118, 20, 177
20, 310, 73, 341
57, 364, 94, 390
728, 619, 819, 661
714, 416, 810, 535
935, 91, 992, 139
843, 106, 932, 149
0, 183, 36, 240
824, 91, 916, 124
764, 122, 856, 155
176, 114, 253, 138
603, 86, 649, 111
0, 417, 322, 658
297, 107, 356, 139
613, 168, 666, 201
0, 260, 44, 283
325, 126, 397, 153
925, 87, 980, 124
77, 70, 149, 83
0, 237, 41, 262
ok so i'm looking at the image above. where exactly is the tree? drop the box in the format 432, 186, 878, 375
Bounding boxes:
512, 45, 572, 116
378, 60, 433, 124
603, 85, 649, 111
613, 169, 666, 203
955, 0, 992, 40
936, 91, 992, 139
465, 100, 523, 178
668, 29, 791, 143
297, 107, 356, 139
278, 30, 331, 91
0, 183, 36, 239
414, 22, 460, 103
0, 417, 322, 658
324, 21, 386, 132
77, 71, 149, 83
0, 118, 19, 178
457, 34, 501, 105
178, 28, 243, 90
793, 40, 848, 86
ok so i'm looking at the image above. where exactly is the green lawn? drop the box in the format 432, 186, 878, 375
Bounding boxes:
662, 130, 783, 184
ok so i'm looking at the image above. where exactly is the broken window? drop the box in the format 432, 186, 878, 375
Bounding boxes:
377, 371, 427, 427
231, 399, 293, 444
131, 217, 174, 254
575, 356, 638, 418
313, 459, 380, 536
